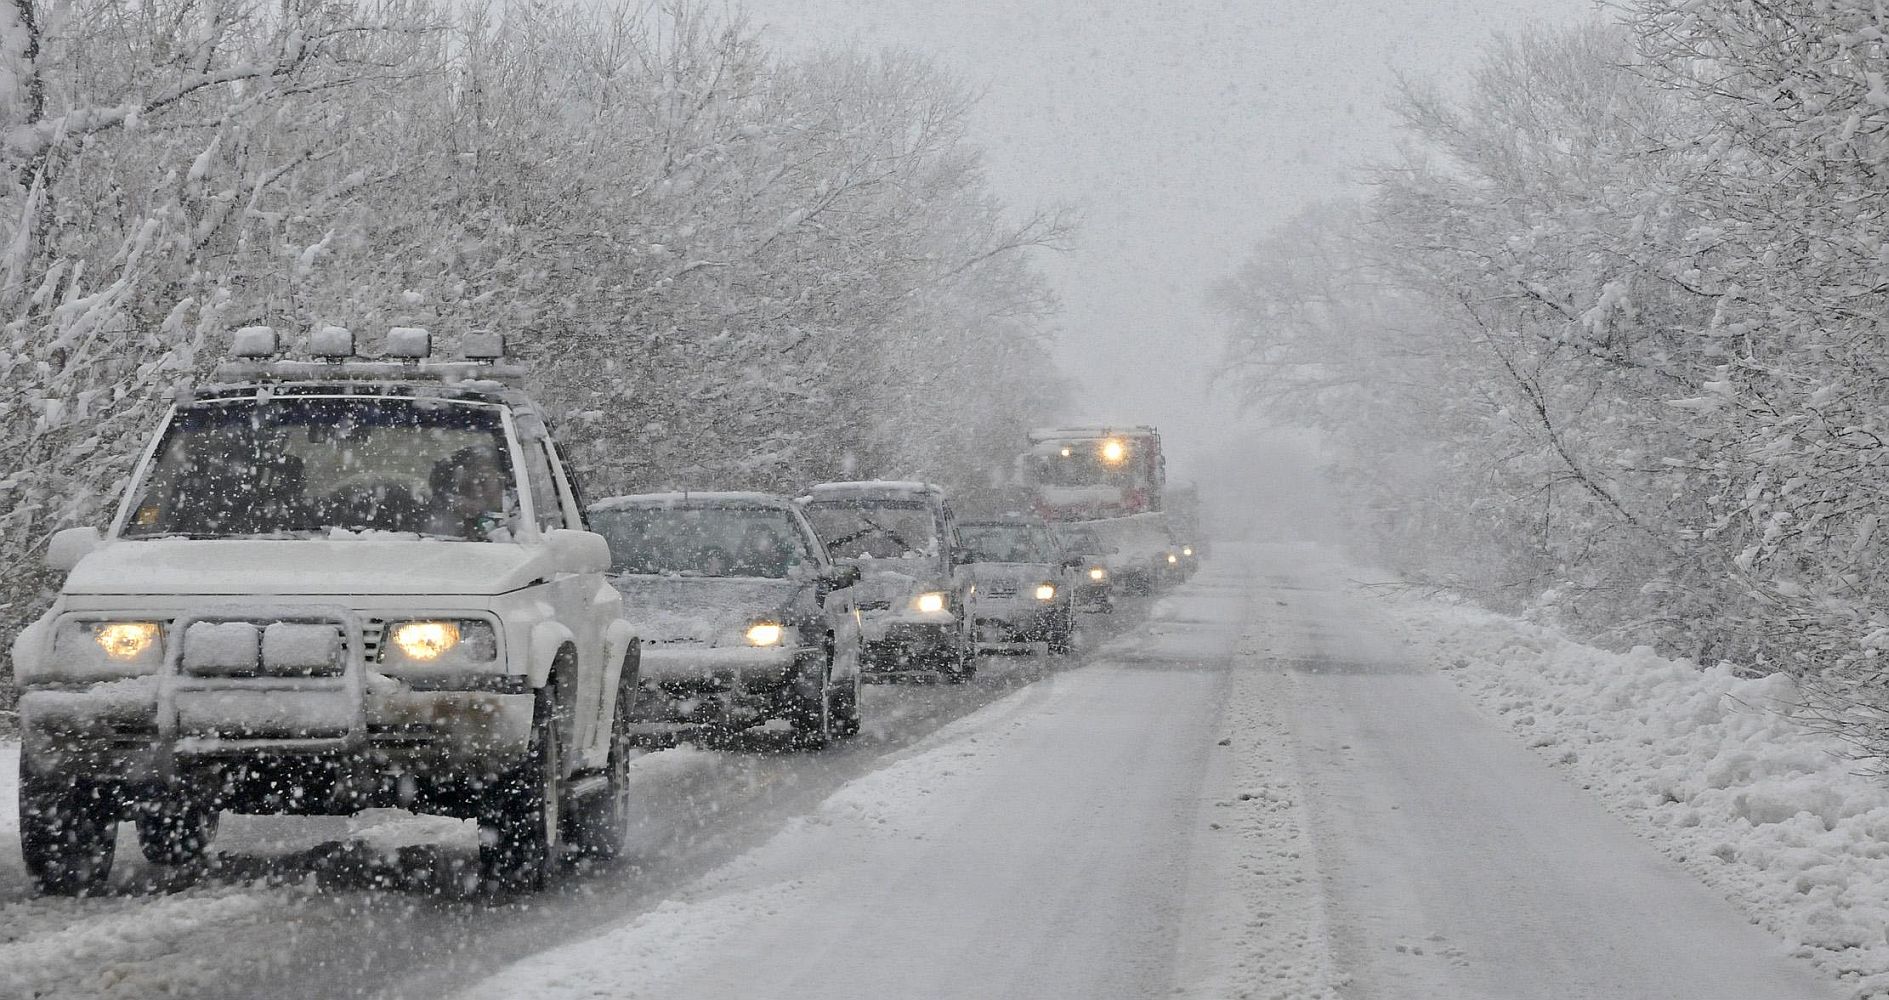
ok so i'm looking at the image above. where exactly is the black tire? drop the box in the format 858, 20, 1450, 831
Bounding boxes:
1047, 612, 1075, 656
479, 690, 563, 891
829, 641, 862, 739
943, 643, 977, 684
134, 797, 219, 866
783, 657, 832, 751
21, 771, 118, 896
567, 672, 636, 861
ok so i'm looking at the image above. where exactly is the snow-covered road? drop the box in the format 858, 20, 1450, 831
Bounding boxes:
1253, 550, 1845, 1000
0, 544, 1857, 998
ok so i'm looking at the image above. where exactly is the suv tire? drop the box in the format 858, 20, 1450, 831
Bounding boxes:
568, 674, 636, 861
21, 772, 118, 895
134, 796, 219, 866
479, 691, 563, 890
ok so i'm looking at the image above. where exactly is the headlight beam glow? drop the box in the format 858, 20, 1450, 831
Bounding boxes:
94, 622, 161, 661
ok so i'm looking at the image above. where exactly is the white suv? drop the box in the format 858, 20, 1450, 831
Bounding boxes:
11, 328, 639, 893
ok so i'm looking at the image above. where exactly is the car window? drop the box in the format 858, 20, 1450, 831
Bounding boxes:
122, 397, 515, 541
591, 506, 807, 578
959, 524, 1049, 563
802, 500, 941, 560
521, 441, 563, 531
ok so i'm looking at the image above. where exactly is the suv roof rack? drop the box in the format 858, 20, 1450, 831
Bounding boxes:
208, 326, 526, 387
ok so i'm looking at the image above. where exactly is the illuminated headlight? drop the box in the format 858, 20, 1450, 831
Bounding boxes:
1100, 438, 1127, 464
1166, 553, 1179, 564
1034, 583, 1057, 602
384, 619, 498, 665
95, 621, 162, 661
48, 619, 168, 680
1182, 546, 1194, 557
746, 622, 785, 647
1088, 566, 1107, 582
914, 591, 947, 614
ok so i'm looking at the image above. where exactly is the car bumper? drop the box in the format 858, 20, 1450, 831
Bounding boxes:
18, 679, 536, 794
858, 612, 959, 672
630, 644, 811, 726
971, 601, 1061, 649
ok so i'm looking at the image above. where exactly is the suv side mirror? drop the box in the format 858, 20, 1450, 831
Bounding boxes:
47, 527, 100, 571
546, 528, 611, 575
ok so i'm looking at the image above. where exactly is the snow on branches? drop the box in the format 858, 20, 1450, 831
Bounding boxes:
1218, 8, 1889, 744
0, 0, 1068, 699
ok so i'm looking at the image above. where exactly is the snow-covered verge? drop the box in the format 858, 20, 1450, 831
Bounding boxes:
1382, 594, 1889, 999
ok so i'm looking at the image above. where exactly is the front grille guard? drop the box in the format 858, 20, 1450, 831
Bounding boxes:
155, 605, 366, 774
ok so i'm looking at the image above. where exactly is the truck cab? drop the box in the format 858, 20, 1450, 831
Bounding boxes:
12, 327, 639, 893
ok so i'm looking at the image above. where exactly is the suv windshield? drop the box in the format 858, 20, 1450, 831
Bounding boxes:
121, 397, 514, 541
591, 506, 807, 578
802, 500, 940, 561
959, 523, 1051, 563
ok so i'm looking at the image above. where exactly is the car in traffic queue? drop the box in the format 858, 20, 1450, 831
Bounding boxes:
11, 326, 640, 895
798, 481, 976, 683
956, 516, 1078, 654
586, 492, 864, 748
1051, 522, 1117, 612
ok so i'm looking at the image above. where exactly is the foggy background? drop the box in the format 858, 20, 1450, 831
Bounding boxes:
738, 0, 1593, 535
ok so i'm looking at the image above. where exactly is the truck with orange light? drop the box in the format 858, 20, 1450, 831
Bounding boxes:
1018, 426, 1182, 593
1019, 426, 1165, 522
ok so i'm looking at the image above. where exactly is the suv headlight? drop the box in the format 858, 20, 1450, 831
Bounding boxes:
45, 618, 167, 682
1087, 566, 1107, 582
96, 622, 162, 660
383, 619, 499, 666
914, 591, 947, 614
1034, 583, 1057, 602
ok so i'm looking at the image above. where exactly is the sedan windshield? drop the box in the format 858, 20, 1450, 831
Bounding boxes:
591, 506, 808, 578
121, 397, 514, 541
801, 500, 939, 560
959, 524, 1052, 563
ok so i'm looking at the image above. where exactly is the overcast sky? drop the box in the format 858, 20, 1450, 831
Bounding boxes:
738, 0, 1596, 481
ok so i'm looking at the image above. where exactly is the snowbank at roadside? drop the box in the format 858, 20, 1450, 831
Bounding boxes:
1383, 596, 1889, 998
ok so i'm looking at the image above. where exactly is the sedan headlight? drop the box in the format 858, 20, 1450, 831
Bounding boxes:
384, 619, 499, 665
1182, 546, 1194, 557
746, 622, 785, 647
1034, 583, 1057, 602
914, 591, 947, 614
95, 621, 162, 661
1087, 566, 1107, 582
1166, 553, 1179, 565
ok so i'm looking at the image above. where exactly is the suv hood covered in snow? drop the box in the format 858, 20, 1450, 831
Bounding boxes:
62, 538, 556, 597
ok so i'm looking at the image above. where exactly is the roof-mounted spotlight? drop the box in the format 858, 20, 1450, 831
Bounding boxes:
386, 327, 432, 359
231, 326, 279, 358
462, 332, 507, 360
309, 326, 355, 359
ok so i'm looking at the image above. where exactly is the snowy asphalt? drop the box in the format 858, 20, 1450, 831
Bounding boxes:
0, 547, 1855, 999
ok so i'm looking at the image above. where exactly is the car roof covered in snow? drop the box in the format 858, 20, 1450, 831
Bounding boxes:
589, 491, 799, 512
959, 514, 1048, 527
1026, 426, 1158, 442
800, 480, 947, 503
